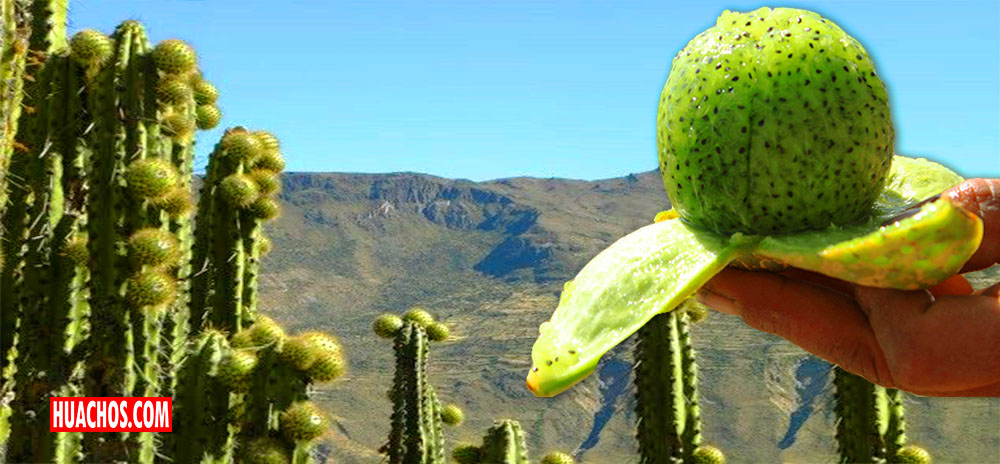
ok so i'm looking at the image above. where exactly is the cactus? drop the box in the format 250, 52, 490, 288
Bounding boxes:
479, 419, 530, 464
379, 310, 456, 464
833, 368, 927, 464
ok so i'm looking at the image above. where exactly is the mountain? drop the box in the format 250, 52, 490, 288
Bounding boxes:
257, 170, 1000, 464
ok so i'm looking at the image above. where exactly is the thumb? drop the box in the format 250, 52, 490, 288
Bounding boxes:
945, 178, 1000, 273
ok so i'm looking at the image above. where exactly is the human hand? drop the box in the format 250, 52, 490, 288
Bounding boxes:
696, 178, 1000, 397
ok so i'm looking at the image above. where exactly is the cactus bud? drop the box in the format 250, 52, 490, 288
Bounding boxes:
280, 335, 318, 371
254, 131, 280, 152
426, 322, 450, 342
895, 446, 932, 464
541, 452, 575, 464
156, 78, 193, 106
125, 158, 179, 200
239, 436, 291, 464
248, 315, 286, 346
373, 314, 404, 339
230, 330, 255, 349
152, 39, 197, 75
279, 401, 328, 442
452, 444, 482, 464
152, 187, 194, 219
248, 196, 280, 220
221, 132, 263, 164
259, 235, 273, 256
692, 445, 726, 464
440, 404, 464, 426
219, 174, 259, 208
301, 331, 341, 356
60, 236, 89, 266
403, 308, 434, 328
218, 349, 257, 389
254, 150, 285, 173
162, 113, 196, 138
127, 228, 179, 268
306, 350, 346, 382
125, 270, 177, 309
69, 29, 113, 67
248, 169, 281, 195
193, 79, 219, 104
195, 104, 222, 130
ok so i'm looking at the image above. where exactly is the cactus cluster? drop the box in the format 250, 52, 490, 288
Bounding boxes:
375, 309, 464, 464
0, 2, 342, 463
833, 369, 931, 464
453, 419, 575, 464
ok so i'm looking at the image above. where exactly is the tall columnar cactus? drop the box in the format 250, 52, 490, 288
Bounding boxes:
479, 419, 531, 464
375, 309, 458, 464
833, 368, 930, 464
633, 300, 724, 464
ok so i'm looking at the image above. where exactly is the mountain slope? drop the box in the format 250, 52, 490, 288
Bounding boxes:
258, 170, 1000, 464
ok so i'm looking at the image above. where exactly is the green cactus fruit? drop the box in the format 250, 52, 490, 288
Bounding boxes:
541, 452, 576, 464
249, 169, 281, 195
280, 335, 319, 371
60, 237, 89, 266
218, 349, 258, 389
259, 235, 273, 256
254, 130, 281, 152
125, 270, 178, 309
125, 158, 180, 200
196, 104, 222, 130
680, 298, 709, 324
659, 7, 893, 235
127, 228, 180, 267
403, 308, 434, 328
306, 350, 346, 382
302, 331, 341, 356
162, 113, 196, 137
193, 79, 219, 104
373, 314, 404, 339
156, 78, 193, 106
152, 187, 194, 218
248, 315, 286, 345
221, 132, 263, 164
230, 330, 255, 349
238, 436, 291, 464
691, 445, 726, 464
219, 173, 260, 208
152, 39, 198, 75
70, 29, 113, 66
895, 446, 932, 464
452, 444, 482, 464
426, 322, 450, 341
255, 150, 286, 173
248, 196, 281, 220
440, 404, 464, 426
279, 401, 328, 442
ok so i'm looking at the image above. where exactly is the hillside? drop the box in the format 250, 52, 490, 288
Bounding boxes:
257, 170, 1000, 463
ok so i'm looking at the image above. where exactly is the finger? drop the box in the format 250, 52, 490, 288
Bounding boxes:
701, 268, 894, 386
857, 285, 1000, 393
945, 178, 1000, 273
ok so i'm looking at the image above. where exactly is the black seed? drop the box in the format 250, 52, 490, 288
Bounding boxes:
739, 147, 745, 153
758, 119, 765, 126
732, 76, 739, 81
741, 126, 747, 133
816, 69, 822, 74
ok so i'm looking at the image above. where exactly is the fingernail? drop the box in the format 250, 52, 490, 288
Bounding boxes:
696, 289, 740, 316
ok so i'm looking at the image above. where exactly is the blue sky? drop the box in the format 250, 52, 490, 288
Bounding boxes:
71, 0, 998, 181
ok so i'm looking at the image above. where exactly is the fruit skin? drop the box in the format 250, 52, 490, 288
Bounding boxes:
894, 445, 931, 464
373, 314, 404, 339
156, 78, 193, 105
248, 196, 280, 220
60, 237, 89, 266
279, 401, 328, 442
249, 169, 281, 195
254, 131, 280, 151
219, 173, 260, 208
70, 29, 113, 66
691, 445, 726, 464
440, 404, 464, 426
255, 149, 286, 172
238, 436, 291, 464
196, 104, 222, 130
193, 80, 219, 104
541, 452, 576, 464
248, 315, 286, 345
218, 349, 258, 389
151, 187, 194, 218
221, 132, 263, 164
125, 158, 180, 199
657, 7, 893, 235
162, 113, 196, 137
152, 39, 198, 75
403, 307, 434, 328
280, 335, 319, 370
127, 228, 180, 267
452, 444, 482, 464
426, 322, 450, 341
307, 350, 346, 382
